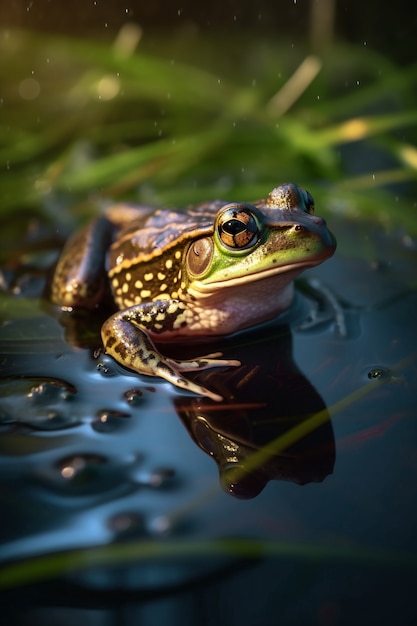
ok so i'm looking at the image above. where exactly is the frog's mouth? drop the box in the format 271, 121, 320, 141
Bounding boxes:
189, 258, 320, 298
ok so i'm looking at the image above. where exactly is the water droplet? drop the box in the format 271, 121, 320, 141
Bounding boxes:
367, 366, 391, 381
46, 453, 116, 493
107, 511, 145, 535
149, 515, 171, 535
133, 466, 176, 489
57, 453, 107, 480
124, 388, 143, 405
147, 467, 176, 488
370, 259, 389, 272
0, 377, 79, 430
96, 361, 119, 376
27, 380, 76, 403
92, 410, 131, 433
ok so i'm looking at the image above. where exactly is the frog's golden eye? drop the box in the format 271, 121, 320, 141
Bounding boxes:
217, 204, 260, 250
186, 237, 214, 277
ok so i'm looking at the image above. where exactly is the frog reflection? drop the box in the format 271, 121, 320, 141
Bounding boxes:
174, 324, 335, 499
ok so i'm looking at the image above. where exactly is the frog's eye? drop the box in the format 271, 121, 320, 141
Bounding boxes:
217, 205, 260, 250
186, 237, 214, 277
301, 189, 315, 214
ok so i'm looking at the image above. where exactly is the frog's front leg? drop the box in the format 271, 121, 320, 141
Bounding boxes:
101, 301, 240, 402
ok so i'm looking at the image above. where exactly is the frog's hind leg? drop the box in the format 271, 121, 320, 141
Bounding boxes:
51, 217, 114, 310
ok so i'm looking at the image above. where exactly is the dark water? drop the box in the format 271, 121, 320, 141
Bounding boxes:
1, 216, 416, 625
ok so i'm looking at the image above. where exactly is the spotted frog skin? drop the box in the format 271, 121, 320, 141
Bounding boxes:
51, 183, 336, 401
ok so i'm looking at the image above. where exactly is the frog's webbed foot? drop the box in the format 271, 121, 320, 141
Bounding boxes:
101, 313, 239, 401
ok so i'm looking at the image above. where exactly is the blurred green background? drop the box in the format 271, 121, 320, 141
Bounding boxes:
0, 0, 416, 243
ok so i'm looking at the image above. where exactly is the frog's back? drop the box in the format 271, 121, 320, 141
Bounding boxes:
107, 201, 223, 267
106, 201, 224, 310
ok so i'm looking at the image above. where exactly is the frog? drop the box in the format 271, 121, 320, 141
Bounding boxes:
51, 183, 336, 401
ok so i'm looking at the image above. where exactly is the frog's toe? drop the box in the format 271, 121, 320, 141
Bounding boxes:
156, 361, 223, 401
177, 379, 224, 402
166, 355, 241, 373
159, 355, 240, 401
